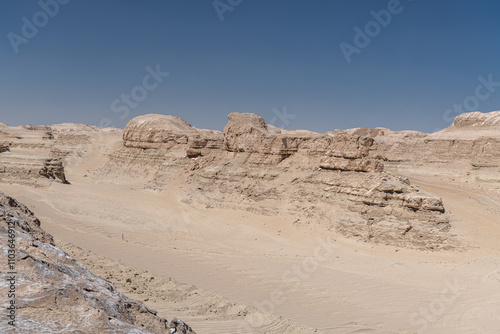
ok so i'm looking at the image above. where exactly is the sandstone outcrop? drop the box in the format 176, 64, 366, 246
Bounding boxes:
121, 113, 382, 167
91, 112, 454, 250
2, 111, 472, 249
34, 125, 52, 131
0, 191, 195, 333
0, 125, 54, 149
222, 113, 379, 165
352, 111, 500, 194
0, 153, 67, 185
0, 125, 67, 185
0, 122, 124, 186
123, 114, 197, 149
123, 114, 222, 150
320, 157, 384, 172
450, 110, 500, 128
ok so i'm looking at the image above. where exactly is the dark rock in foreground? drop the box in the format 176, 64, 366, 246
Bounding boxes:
0, 191, 195, 334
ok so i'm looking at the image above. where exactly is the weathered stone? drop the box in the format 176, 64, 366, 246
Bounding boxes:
401, 194, 445, 212
451, 110, 500, 128
0, 153, 67, 185
0, 124, 67, 185
123, 114, 197, 149
0, 191, 196, 334
1, 112, 460, 250
186, 149, 202, 158
320, 157, 384, 172
35, 125, 52, 131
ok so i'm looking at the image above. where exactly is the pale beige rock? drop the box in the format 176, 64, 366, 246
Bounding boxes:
123, 114, 197, 149
49, 123, 101, 133
223, 112, 376, 164
451, 110, 500, 128
34, 125, 52, 131
401, 194, 445, 212
97, 113, 452, 250
320, 157, 384, 172
353, 111, 500, 197
0, 124, 67, 185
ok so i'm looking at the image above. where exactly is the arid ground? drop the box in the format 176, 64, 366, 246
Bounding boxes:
1, 111, 500, 333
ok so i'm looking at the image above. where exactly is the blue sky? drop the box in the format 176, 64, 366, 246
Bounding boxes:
1, 0, 499, 133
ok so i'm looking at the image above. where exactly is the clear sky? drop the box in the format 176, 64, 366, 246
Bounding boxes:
1, 0, 499, 133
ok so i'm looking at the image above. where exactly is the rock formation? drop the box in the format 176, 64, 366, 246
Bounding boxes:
123, 114, 222, 150
92, 113, 454, 250
353, 111, 500, 194
0, 152, 67, 185
450, 110, 500, 128
221, 112, 379, 165
0, 125, 67, 185
0, 191, 195, 333
6, 111, 498, 250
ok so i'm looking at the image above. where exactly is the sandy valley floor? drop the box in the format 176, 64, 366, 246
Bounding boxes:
2, 170, 500, 333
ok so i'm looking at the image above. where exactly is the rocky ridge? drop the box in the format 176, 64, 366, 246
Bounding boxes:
4, 111, 499, 250
92, 113, 454, 250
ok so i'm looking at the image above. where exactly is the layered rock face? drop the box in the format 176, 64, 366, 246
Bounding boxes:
123, 114, 223, 150
0, 125, 54, 150
1, 112, 466, 249
123, 114, 196, 149
0, 191, 195, 334
120, 113, 383, 169
222, 113, 381, 166
450, 110, 500, 128
0, 153, 66, 185
0, 125, 67, 185
94, 113, 453, 250
361, 111, 500, 192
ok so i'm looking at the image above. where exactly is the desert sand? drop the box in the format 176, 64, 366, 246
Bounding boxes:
1, 111, 500, 333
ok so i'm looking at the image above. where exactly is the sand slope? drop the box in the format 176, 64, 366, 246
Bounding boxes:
2, 175, 499, 333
